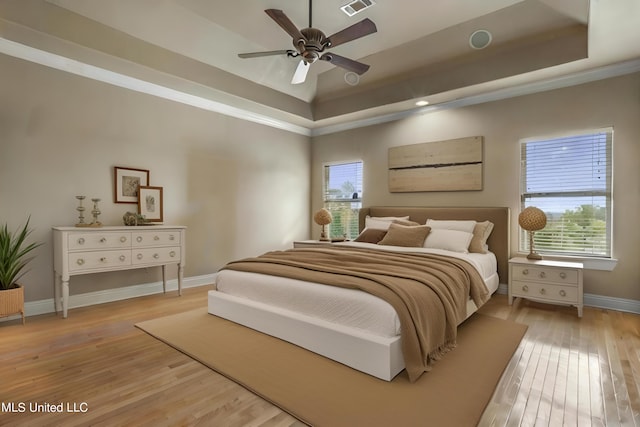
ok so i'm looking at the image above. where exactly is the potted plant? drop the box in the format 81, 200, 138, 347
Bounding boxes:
0, 217, 42, 324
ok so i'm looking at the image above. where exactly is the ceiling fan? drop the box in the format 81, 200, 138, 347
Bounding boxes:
238, 0, 377, 84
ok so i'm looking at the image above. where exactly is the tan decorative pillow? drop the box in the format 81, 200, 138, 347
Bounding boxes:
469, 221, 494, 253
378, 223, 431, 247
392, 219, 420, 227
354, 228, 388, 244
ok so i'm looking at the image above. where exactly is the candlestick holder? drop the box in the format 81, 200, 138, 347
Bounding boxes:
90, 198, 103, 227
74, 195, 87, 227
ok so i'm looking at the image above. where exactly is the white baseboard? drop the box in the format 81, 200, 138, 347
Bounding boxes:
1, 273, 217, 322
496, 283, 640, 314
3, 275, 636, 323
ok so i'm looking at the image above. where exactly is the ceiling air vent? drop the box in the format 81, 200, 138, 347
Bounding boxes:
340, 0, 376, 17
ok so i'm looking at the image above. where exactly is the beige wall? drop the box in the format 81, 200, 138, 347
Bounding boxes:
311, 73, 640, 302
0, 54, 311, 303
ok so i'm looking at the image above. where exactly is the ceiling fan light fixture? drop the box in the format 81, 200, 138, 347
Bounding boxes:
415, 100, 429, 106
469, 29, 492, 50
340, 0, 376, 17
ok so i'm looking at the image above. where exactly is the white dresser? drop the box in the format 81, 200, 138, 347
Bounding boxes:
52, 225, 186, 318
508, 257, 584, 317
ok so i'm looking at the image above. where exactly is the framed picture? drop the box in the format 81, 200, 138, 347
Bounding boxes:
138, 186, 163, 222
114, 166, 150, 204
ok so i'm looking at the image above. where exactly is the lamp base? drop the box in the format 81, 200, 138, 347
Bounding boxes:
527, 252, 543, 260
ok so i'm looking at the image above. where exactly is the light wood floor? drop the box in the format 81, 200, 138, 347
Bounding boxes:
0, 286, 638, 426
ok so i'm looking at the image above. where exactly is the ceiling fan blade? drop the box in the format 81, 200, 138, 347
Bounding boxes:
265, 9, 305, 42
291, 60, 310, 84
326, 18, 377, 48
320, 53, 370, 75
238, 50, 294, 59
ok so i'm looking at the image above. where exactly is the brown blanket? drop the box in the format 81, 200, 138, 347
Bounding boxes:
221, 246, 490, 382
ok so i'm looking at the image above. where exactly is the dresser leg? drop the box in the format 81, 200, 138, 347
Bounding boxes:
62, 279, 69, 319
161, 265, 167, 293
53, 274, 61, 314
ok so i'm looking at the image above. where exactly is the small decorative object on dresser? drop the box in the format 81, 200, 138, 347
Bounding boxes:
508, 257, 584, 317
313, 208, 332, 241
52, 225, 186, 318
518, 206, 547, 260
0, 217, 43, 324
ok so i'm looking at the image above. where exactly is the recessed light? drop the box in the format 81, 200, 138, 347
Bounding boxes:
344, 72, 360, 86
415, 100, 429, 107
469, 30, 492, 50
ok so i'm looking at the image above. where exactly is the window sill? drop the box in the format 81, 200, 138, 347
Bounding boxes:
514, 252, 618, 271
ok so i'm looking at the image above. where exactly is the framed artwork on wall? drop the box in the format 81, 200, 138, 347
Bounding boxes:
114, 166, 150, 203
138, 186, 163, 222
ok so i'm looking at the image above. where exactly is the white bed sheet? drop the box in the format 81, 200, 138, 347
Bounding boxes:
215, 243, 498, 338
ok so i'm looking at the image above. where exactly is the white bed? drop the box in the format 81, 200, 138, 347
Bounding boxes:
208, 207, 510, 381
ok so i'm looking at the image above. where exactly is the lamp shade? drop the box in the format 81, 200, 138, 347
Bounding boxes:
313, 208, 332, 226
518, 206, 547, 231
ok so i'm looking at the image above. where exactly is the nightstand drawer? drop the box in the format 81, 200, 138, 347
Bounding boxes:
511, 265, 579, 285
511, 280, 578, 303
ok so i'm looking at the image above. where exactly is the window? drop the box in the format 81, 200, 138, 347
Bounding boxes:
323, 161, 363, 239
520, 128, 613, 257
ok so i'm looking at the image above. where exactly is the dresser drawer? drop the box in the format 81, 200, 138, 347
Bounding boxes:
511, 264, 579, 285
132, 231, 181, 247
68, 232, 131, 250
132, 247, 181, 265
511, 280, 578, 304
69, 250, 131, 272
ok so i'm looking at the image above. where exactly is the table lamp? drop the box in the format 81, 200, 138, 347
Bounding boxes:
313, 208, 332, 242
518, 206, 547, 260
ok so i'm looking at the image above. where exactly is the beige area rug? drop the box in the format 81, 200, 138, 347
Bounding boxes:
137, 309, 527, 427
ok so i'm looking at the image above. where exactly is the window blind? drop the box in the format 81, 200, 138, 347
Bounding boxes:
520, 129, 613, 257
323, 161, 363, 239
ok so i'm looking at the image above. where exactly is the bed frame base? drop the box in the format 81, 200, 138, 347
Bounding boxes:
208, 290, 404, 381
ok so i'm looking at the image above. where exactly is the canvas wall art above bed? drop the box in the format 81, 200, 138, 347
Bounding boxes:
208, 206, 510, 382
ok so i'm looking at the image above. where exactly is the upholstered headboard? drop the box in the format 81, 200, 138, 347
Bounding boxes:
359, 206, 510, 283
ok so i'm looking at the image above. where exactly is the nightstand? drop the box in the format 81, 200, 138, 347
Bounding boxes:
293, 240, 335, 248
508, 257, 584, 317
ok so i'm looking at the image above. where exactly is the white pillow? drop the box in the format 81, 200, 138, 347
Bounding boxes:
365, 216, 411, 230
425, 219, 476, 233
423, 229, 474, 253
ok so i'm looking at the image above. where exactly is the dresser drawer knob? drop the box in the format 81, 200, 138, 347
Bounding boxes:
540, 288, 546, 295
137, 253, 143, 260
136, 236, 143, 243
169, 251, 176, 257
539, 272, 546, 279
78, 238, 85, 245
559, 290, 566, 297
120, 236, 127, 243
169, 235, 175, 241
560, 272, 567, 279
100, 237, 107, 243
76, 259, 85, 265
522, 269, 529, 276
522, 285, 529, 292
119, 255, 126, 262
153, 253, 160, 259
154, 236, 160, 241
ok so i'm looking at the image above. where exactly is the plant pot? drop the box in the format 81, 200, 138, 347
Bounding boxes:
0, 285, 25, 325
